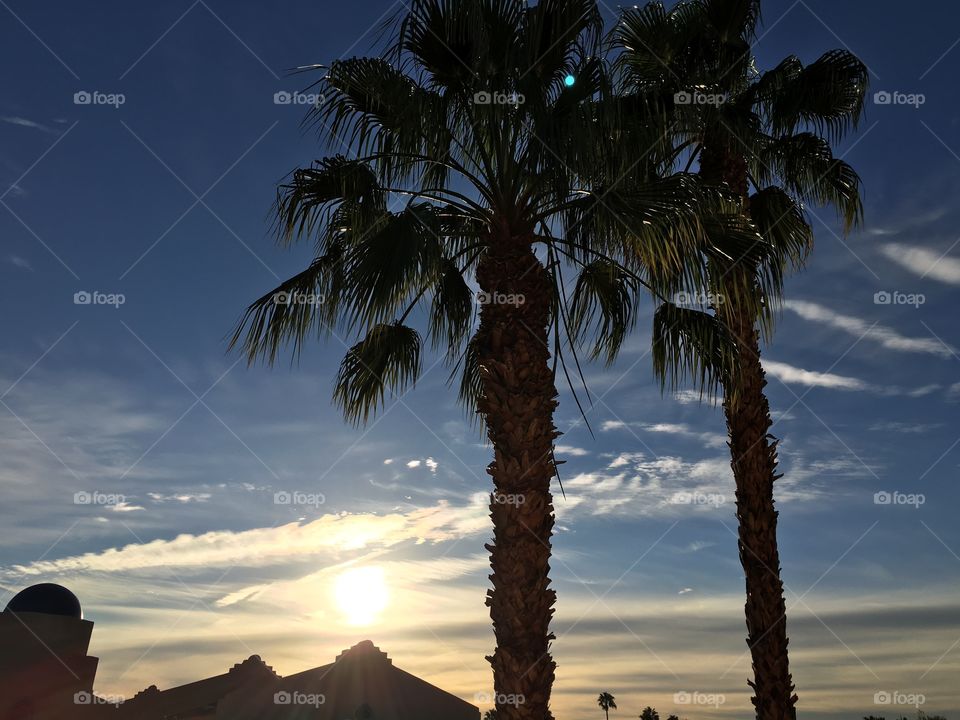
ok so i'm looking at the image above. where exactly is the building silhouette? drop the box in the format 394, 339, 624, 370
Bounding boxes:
0, 583, 480, 720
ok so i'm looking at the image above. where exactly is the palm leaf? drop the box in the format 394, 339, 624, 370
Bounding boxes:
231, 248, 344, 364
652, 300, 737, 398
276, 157, 385, 245
754, 132, 863, 231
428, 258, 476, 351
570, 258, 642, 363
334, 323, 423, 424
318, 58, 454, 186
760, 49, 868, 142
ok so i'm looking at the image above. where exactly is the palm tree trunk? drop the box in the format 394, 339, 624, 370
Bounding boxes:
475, 229, 558, 720
722, 267, 797, 720
700, 135, 797, 720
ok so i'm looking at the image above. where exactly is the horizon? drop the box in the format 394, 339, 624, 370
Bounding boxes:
1, 1, 959, 718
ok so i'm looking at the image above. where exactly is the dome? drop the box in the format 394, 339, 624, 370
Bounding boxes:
4, 583, 82, 619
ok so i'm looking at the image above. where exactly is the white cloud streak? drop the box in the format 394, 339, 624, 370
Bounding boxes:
784, 300, 955, 357
881, 243, 960, 285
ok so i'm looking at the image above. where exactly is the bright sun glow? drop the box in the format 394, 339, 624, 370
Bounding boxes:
334, 566, 389, 626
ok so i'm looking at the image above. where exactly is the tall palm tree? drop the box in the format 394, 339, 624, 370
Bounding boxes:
611, 2, 867, 719
232, 2, 721, 717
598, 692, 617, 720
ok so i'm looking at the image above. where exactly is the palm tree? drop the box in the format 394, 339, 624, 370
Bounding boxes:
232, 2, 720, 717
611, 3, 867, 720
598, 692, 617, 720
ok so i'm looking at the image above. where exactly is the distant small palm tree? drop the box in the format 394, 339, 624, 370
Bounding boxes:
639, 706, 660, 720
484, 711, 499, 720
598, 692, 617, 720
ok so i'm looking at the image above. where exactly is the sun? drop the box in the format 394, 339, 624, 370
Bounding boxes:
334, 567, 389, 626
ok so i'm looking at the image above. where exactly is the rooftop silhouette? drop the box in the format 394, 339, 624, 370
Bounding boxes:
0, 583, 479, 720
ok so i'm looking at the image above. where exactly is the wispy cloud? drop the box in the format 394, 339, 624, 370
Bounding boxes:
671, 389, 721, 406
784, 299, 955, 357
764, 359, 951, 398
763, 360, 868, 391
8, 500, 489, 577
869, 421, 942, 433
683, 541, 716, 553
7, 255, 32, 271
601, 420, 726, 448
555, 444, 590, 456
880, 243, 960, 285
1, 116, 57, 134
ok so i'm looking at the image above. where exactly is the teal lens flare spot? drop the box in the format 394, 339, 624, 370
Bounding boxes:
564, 74, 576, 87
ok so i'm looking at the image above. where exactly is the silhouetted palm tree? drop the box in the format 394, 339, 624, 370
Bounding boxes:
640, 706, 660, 720
598, 692, 617, 720
613, 2, 867, 719
232, 2, 720, 717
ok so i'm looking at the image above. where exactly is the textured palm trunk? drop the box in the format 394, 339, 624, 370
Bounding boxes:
700, 137, 798, 720
475, 227, 558, 720
721, 267, 797, 720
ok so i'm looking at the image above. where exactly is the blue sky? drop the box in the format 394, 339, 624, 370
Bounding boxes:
1, 1, 959, 718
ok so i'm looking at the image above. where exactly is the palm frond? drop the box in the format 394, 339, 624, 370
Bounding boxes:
317, 58, 454, 186
394, 0, 524, 93
749, 186, 813, 271
652, 301, 737, 398
612, 2, 678, 88
570, 258, 643, 363
334, 323, 423, 424
231, 250, 343, 365
276, 157, 385, 246
338, 203, 449, 331
703, 0, 762, 43
754, 132, 863, 232
759, 49, 868, 142
520, 0, 603, 94
428, 258, 476, 351
452, 335, 484, 418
